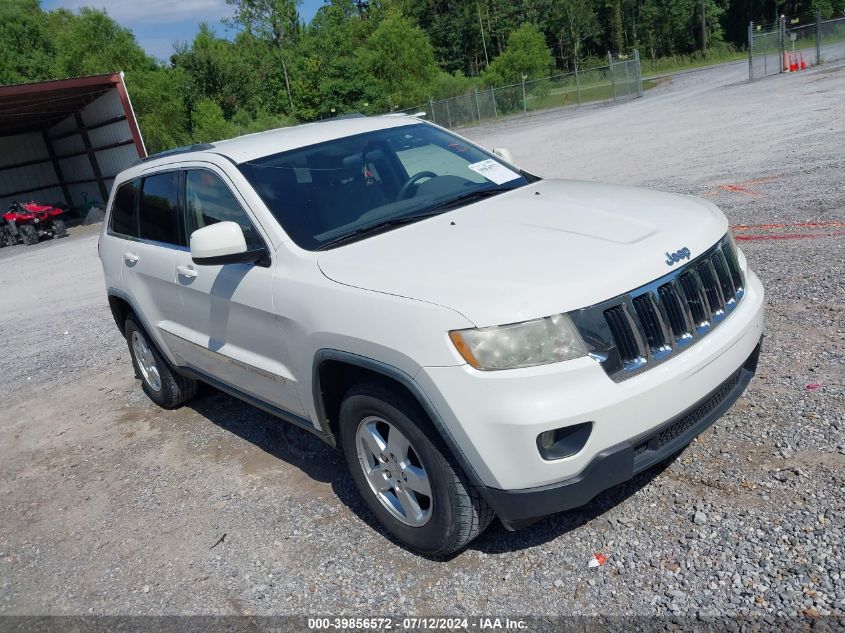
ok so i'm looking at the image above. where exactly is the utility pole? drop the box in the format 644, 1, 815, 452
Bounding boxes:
477, 2, 489, 67
701, 0, 707, 52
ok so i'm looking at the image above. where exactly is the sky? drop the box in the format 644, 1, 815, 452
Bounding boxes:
41, 0, 326, 61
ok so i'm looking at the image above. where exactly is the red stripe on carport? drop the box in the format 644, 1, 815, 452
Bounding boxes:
114, 72, 147, 159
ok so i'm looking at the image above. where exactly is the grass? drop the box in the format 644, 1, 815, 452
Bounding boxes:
437, 46, 756, 127
528, 78, 657, 111
640, 48, 748, 76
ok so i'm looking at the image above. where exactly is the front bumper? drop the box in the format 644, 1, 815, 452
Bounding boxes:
482, 341, 760, 529
415, 269, 764, 491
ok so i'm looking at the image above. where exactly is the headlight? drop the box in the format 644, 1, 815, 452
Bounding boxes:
449, 313, 587, 371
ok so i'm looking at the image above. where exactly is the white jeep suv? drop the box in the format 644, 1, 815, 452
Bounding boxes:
99, 116, 764, 555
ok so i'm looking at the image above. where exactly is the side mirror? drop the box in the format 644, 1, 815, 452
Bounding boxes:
190, 221, 263, 266
493, 147, 515, 164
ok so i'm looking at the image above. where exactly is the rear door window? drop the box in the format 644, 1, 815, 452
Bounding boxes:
138, 172, 182, 246
109, 180, 139, 237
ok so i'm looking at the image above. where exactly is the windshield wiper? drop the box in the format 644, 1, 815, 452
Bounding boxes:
315, 188, 516, 251
315, 210, 445, 251
424, 187, 514, 215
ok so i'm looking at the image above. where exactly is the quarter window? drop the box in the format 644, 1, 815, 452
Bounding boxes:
110, 180, 138, 237
184, 170, 263, 250
138, 172, 182, 245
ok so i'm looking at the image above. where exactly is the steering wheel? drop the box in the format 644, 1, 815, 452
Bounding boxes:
398, 171, 438, 200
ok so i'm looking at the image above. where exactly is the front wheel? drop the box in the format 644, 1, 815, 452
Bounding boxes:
340, 381, 493, 556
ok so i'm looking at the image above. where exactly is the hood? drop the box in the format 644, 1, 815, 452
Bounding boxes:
317, 179, 728, 327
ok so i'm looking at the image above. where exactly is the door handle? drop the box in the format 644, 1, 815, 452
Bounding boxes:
177, 265, 198, 279
124, 252, 139, 263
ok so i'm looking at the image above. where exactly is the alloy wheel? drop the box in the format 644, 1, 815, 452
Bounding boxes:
131, 330, 162, 392
355, 415, 433, 527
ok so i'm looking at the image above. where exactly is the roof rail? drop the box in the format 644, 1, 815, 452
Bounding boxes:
141, 143, 215, 162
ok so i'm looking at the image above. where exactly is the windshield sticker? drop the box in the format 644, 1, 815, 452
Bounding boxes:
467, 159, 520, 185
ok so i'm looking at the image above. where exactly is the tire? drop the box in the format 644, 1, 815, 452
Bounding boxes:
124, 313, 197, 409
52, 219, 67, 239
0, 227, 10, 247
20, 224, 38, 246
340, 380, 494, 556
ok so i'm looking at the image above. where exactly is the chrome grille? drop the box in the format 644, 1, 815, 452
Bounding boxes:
571, 234, 745, 382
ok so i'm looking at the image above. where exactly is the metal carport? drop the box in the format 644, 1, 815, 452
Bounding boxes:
0, 73, 146, 212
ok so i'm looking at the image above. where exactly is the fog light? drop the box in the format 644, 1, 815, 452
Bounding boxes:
537, 422, 593, 460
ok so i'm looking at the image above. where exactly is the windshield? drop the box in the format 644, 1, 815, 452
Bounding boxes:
237, 123, 532, 250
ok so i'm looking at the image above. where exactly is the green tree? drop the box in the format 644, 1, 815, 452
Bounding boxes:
0, 0, 53, 85
172, 24, 258, 119
541, 0, 602, 66
191, 99, 236, 143
225, 0, 301, 113
231, 108, 295, 134
359, 15, 441, 110
639, 0, 724, 57
430, 70, 480, 99
45, 8, 153, 77
396, 0, 490, 75
608, 0, 624, 53
482, 23, 553, 85
811, 0, 845, 18
125, 68, 191, 154
291, 0, 381, 119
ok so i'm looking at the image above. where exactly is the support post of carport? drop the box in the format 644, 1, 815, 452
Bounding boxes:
41, 130, 72, 206
74, 111, 109, 204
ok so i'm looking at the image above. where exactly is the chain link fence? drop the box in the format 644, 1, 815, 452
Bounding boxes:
749, 12, 845, 80
395, 52, 642, 130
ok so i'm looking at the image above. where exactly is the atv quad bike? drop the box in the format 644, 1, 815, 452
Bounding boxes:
2, 201, 67, 246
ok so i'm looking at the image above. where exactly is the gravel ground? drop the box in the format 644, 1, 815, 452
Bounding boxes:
0, 61, 843, 620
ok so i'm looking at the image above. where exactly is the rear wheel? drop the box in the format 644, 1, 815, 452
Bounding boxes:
20, 224, 38, 246
52, 219, 67, 239
340, 380, 493, 556
124, 313, 197, 409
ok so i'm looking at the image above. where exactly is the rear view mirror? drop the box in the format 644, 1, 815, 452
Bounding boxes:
190, 221, 263, 265
493, 147, 515, 164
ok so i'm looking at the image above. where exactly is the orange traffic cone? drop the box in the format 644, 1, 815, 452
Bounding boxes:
791, 54, 798, 72
800, 53, 807, 70
784, 51, 790, 72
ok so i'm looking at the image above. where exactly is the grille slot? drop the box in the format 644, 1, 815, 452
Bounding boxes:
679, 272, 708, 324
657, 283, 690, 339
722, 241, 744, 291
697, 260, 725, 314
632, 294, 667, 352
711, 250, 737, 303
604, 306, 641, 363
